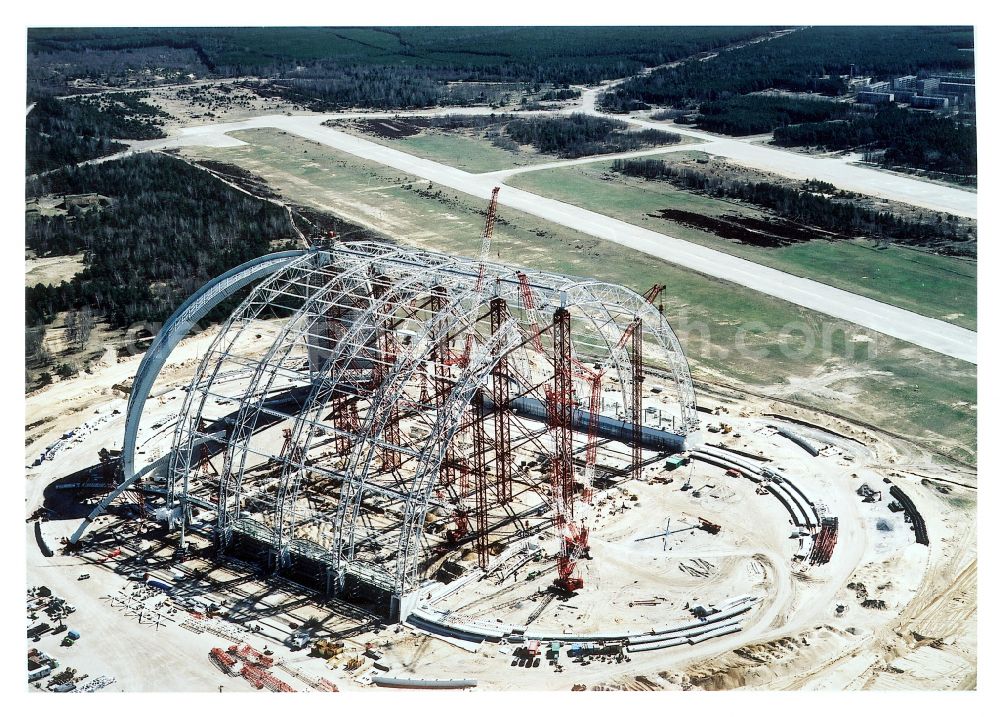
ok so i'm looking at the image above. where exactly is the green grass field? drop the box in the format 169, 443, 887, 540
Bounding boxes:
329, 124, 700, 175
333, 127, 549, 174
184, 128, 976, 465
505, 160, 977, 330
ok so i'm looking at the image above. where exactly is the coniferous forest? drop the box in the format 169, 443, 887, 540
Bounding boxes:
26, 155, 297, 331
611, 158, 975, 256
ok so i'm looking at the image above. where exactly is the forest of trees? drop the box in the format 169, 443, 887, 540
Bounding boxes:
418, 114, 680, 159
504, 114, 679, 158
599, 26, 974, 112
611, 158, 974, 255
694, 95, 849, 135
773, 106, 977, 175
26, 93, 168, 174
25, 154, 297, 332
27, 43, 209, 99
28, 27, 771, 96
244, 70, 445, 111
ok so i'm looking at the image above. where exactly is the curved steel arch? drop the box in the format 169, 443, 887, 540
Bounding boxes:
271, 254, 477, 570
82, 241, 699, 606
122, 250, 308, 481
70, 249, 309, 545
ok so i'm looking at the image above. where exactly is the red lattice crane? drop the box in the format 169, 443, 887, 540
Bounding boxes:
516, 271, 545, 354
548, 307, 585, 592
631, 317, 644, 483
490, 296, 513, 505
459, 186, 501, 367
642, 283, 664, 305
378, 331, 403, 471
610, 284, 664, 353
471, 391, 490, 569
567, 352, 611, 504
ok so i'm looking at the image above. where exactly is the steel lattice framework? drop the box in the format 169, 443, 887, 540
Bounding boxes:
148, 242, 697, 608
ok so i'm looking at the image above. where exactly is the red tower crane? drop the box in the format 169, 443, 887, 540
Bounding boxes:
631, 317, 644, 483
516, 271, 545, 354
459, 187, 501, 367
548, 307, 585, 592
490, 296, 513, 505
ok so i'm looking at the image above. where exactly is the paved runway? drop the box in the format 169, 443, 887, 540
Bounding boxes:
132, 113, 977, 364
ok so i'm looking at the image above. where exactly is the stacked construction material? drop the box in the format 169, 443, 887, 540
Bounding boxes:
809, 517, 839, 565
228, 643, 273, 667
240, 663, 294, 692
769, 425, 821, 456
209, 643, 296, 692
889, 486, 929, 545
209, 647, 237, 674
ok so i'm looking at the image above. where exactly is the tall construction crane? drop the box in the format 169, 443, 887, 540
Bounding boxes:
574, 283, 664, 494
611, 284, 665, 353
516, 270, 545, 354
570, 358, 604, 502
550, 282, 666, 590
642, 283, 664, 305
459, 186, 501, 367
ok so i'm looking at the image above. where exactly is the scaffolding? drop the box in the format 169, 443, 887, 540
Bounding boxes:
124, 241, 699, 612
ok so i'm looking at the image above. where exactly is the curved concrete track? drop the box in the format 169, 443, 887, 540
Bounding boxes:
129, 116, 976, 364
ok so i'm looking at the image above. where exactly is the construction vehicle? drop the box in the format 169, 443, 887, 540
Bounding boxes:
313, 638, 345, 659
555, 556, 583, 593
698, 517, 722, 535
446, 507, 470, 544
857, 483, 882, 502
28, 623, 51, 640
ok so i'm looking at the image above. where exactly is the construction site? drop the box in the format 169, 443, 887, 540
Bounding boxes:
25, 189, 974, 692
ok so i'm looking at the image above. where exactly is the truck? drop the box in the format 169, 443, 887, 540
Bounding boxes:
146, 577, 173, 593
27, 622, 51, 639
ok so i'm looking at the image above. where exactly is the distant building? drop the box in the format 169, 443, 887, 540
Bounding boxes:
866, 81, 891, 93
893, 90, 916, 103
939, 82, 975, 103
857, 91, 895, 105
929, 74, 974, 85
57, 193, 107, 211
892, 75, 917, 91
910, 95, 949, 109
917, 78, 941, 94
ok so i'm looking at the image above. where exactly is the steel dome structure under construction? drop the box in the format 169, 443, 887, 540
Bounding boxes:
81, 239, 699, 618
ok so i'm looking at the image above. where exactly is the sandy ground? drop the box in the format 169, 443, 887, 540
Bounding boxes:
25, 254, 85, 287
26, 52, 976, 689
24, 324, 976, 692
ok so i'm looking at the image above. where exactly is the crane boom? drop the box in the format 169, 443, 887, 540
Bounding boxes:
476, 187, 501, 290
460, 187, 501, 366
517, 271, 545, 353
